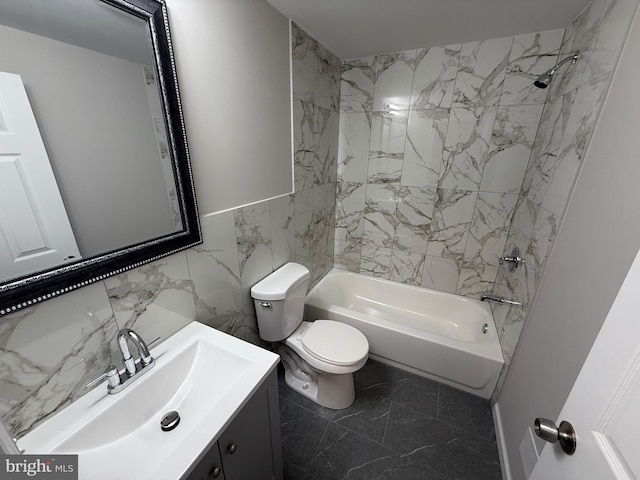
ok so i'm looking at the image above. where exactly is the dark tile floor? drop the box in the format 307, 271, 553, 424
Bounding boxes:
278, 359, 502, 480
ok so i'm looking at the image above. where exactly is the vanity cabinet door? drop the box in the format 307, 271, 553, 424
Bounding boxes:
218, 378, 277, 480
185, 441, 226, 480
182, 370, 281, 480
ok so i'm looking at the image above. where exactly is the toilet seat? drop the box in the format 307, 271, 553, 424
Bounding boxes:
285, 320, 369, 374
301, 320, 369, 366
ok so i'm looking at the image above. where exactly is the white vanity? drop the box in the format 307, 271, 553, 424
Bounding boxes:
18, 322, 282, 480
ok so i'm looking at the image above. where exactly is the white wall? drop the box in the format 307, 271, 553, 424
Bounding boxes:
0, 25, 175, 257
166, 0, 293, 215
496, 4, 640, 479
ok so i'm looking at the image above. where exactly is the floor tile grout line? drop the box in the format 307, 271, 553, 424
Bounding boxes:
380, 399, 393, 446
305, 416, 332, 472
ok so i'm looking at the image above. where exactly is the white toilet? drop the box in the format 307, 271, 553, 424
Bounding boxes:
251, 262, 369, 409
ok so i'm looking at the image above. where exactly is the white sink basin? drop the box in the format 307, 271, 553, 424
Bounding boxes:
19, 322, 279, 480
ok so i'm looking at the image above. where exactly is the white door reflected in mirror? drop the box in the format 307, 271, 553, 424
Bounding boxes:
0, 72, 81, 282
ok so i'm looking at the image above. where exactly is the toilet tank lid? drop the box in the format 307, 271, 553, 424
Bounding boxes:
251, 263, 310, 301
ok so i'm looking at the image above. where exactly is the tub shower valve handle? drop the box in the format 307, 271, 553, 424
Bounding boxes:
499, 247, 525, 272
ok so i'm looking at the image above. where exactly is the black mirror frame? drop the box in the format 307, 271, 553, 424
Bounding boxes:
0, 0, 201, 317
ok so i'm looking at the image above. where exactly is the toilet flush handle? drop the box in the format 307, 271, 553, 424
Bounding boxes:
259, 302, 272, 308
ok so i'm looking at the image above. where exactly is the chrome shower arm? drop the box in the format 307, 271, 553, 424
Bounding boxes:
550, 52, 580, 74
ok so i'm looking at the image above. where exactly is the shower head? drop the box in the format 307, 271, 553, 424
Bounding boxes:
533, 52, 580, 89
534, 72, 553, 89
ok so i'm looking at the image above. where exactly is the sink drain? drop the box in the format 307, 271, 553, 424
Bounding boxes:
160, 411, 180, 432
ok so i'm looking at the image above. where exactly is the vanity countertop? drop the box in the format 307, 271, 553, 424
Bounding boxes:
18, 322, 280, 480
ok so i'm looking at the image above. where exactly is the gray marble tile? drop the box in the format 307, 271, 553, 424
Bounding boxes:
362, 184, 399, 249
525, 205, 560, 308
384, 403, 502, 480
338, 112, 372, 183
315, 41, 341, 112
373, 50, 417, 112
232, 305, 264, 347
389, 372, 440, 419
333, 386, 392, 443
360, 242, 392, 279
270, 194, 297, 270
550, 0, 637, 99
294, 189, 314, 265
106, 253, 195, 342
308, 423, 403, 480
291, 22, 317, 104
368, 111, 408, 184
453, 36, 513, 107
456, 261, 499, 299
500, 29, 564, 106
335, 182, 366, 243
394, 186, 437, 254
420, 255, 461, 294
234, 201, 273, 306
438, 384, 495, 441
411, 44, 461, 109
526, 75, 609, 217
280, 398, 330, 471
0, 284, 118, 438
315, 107, 339, 186
401, 109, 449, 190
439, 107, 497, 191
522, 92, 571, 203
481, 104, 544, 194
389, 251, 426, 286
367, 152, 404, 185
284, 462, 317, 480
341, 57, 376, 113
294, 99, 318, 191
188, 211, 243, 326
334, 239, 362, 273
539, 75, 609, 217
427, 189, 478, 259
463, 192, 519, 269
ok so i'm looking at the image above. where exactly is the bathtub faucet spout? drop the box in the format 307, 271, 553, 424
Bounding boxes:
480, 293, 522, 306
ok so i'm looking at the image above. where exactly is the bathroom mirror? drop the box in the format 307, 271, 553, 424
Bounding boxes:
0, 0, 201, 316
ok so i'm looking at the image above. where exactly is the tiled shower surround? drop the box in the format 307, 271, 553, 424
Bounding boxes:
490, 0, 637, 378
334, 29, 564, 296
0, 0, 634, 447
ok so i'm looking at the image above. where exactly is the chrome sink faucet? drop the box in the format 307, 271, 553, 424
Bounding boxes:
86, 328, 156, 394
118, 328, 153, 376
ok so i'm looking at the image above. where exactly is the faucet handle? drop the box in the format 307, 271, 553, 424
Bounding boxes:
86, 365, 121, 389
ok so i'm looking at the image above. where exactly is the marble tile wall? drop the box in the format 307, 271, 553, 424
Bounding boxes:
335, 28, 564, 298
490, 0, 639, 395
0, 21, 339, 440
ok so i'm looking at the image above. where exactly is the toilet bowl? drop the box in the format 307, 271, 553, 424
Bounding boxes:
251, 263, 368, 409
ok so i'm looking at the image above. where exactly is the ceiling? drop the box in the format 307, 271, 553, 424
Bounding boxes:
265, 0, 592, 59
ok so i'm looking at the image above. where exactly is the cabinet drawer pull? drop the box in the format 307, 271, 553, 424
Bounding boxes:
227, 443, 238, 455
210, 465, 222, 478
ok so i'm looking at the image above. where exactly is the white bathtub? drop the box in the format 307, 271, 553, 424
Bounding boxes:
304, 269, 504, 399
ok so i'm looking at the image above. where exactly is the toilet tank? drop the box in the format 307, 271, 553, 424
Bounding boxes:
251, 263, 310, 342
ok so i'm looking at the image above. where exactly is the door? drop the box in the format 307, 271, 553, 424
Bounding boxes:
0, 72, 81, 282
530, 247, 640, 479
